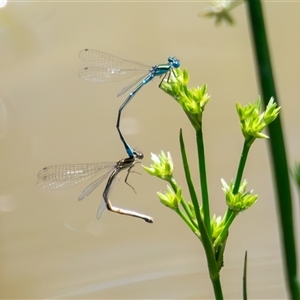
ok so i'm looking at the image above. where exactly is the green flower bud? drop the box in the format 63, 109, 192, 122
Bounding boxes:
143, 151, 173, 181
221, 178, 258, 213
160, 68, 210, 131
211, 214, 226, 240
236, 97, 280, 144
157, 185, 182, 210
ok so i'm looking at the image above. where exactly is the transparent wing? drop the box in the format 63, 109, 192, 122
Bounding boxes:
79, 49, 124, 64
116, 74, 148, 97
78, 49, 150, 83
37, 162, 115, 190
78, 49, 150, 68
96, 199, 106, 220
78, 171, 111, 201
78, 67, 147, 83
96, 167, 118, 220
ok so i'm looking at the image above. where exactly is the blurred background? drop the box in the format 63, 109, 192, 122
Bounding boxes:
0, 1, 299, 299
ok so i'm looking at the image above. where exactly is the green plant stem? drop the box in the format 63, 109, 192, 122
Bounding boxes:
233, 140, 251, 194
180, 129, 205, 234
246, 1, 300, 298
200, 218, 223, 300
196, 128, 211, 235
169, 178, 198, 228
211, 274, 223, 300
180, 129, 223, 300
175, 207, 200, 237
179, 198, 199, 229
213, 209, 236, 249
243, 251, 248, 300
215, 237, 227, 271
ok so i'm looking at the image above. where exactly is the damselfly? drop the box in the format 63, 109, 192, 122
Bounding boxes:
78, 49, 180, 157
37, 151, 153, 223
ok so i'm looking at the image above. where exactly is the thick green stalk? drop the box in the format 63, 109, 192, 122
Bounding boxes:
211, 274, 223, 300
246, 1, 299, 298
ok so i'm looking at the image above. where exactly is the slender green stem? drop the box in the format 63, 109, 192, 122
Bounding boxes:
243, 251, 248, 300
213, 208, 236, 250
233, 140, 251, 194
246, 1, 299, 298
179, 198, 199, 229
180, 129, 204, 234
180, 129, 223, 299
169, 178, 198, 228
175, 207, 200, 237
196, 128, 211, 236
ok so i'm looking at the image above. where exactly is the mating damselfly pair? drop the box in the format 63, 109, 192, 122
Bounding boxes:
37, 49, 180, 223
37, 150, 153, 223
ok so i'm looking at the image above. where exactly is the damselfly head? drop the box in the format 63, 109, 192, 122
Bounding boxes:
133, 151, 144, 160
168, 57, 180, 68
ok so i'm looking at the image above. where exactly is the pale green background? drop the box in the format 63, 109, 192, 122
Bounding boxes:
0, 1, 299, 299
